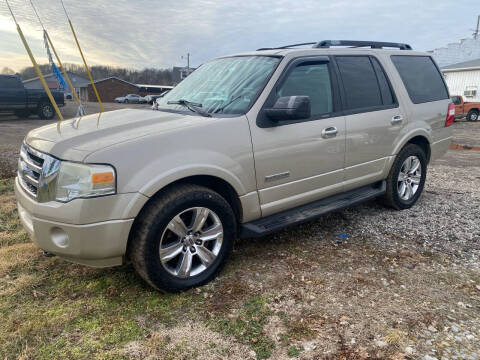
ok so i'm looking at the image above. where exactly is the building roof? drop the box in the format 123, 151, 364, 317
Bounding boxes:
136, 84, 173, 89
441, 58, 480, 71
23, 71, 90, 87
92, 76, 138, 87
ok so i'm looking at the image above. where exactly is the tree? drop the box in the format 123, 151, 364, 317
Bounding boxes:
1, 67, 15, 75
19, 63, 174, 85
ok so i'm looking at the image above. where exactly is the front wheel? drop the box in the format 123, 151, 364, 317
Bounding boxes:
38, 102, 54, 120
382, 144, 427, 210
129, 184, 236, 292
467, 110, 479, 122
124, 99, 129, 104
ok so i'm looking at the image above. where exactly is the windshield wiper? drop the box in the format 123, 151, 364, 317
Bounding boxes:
167, 99, 212, 117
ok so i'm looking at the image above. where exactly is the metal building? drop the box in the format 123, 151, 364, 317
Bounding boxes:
442, 59, 480, 101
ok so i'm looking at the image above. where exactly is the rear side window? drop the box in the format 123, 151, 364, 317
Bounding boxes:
391, 56, 449, 104
336, 56, 383, 110
451, 96, 461, 105
0, 77, 21, 88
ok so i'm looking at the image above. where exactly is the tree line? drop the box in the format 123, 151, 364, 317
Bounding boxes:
1, 64, 173, 85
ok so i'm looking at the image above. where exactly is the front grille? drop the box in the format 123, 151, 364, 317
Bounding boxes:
18, 144, 45, 198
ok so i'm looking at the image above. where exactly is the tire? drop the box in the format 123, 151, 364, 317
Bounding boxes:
38, 102, 54, 120
124, 99, 129, 104
382, 144, 427, 210
467, 109, 479, 122
15, 109, 30, 118
129, 184, 236, 292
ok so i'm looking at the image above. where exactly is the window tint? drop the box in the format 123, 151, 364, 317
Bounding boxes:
371, 57, 394, 105
0, 76, 21, 89
391, 56, 449, 104
277, 62, 332, 116
336, 56, 382, 110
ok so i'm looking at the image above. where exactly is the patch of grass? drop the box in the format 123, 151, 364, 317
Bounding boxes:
0, 178, 14, 195
0, 254, 204, 360
287, 345, 302, 357
211, 295, 275, 359
0, 178, 29, 248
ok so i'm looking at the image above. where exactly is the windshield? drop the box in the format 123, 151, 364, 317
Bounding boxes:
157, 56, 280, 115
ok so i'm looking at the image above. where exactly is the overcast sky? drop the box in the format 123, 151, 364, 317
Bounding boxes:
0, 0, 478, 72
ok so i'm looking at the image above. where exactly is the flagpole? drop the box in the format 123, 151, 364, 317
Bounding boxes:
61, 0, 104, 112
29, 0, 83, 110
5, 0, 64, 121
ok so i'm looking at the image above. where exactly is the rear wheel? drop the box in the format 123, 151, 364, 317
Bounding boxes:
129, 184, 236, 292
38, 102, 54, 120
467, 109, 479, 122
382, 144, 427, 210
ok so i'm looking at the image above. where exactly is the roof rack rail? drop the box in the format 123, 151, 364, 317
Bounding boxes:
256, 42, 317, 51
313, 40, 412, 50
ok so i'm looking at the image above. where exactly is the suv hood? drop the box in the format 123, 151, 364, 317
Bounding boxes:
26, 109, 210, 161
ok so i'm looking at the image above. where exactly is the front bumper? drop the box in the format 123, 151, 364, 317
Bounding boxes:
14, 177, 148, 267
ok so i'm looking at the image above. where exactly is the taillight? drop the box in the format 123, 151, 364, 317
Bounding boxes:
445, 103, 455, 127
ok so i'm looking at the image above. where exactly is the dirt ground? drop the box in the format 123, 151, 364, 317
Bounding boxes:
0, 108, 479, 359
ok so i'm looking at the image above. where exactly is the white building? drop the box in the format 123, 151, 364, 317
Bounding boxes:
430, 38, 480, 68
441, 59, 480, 101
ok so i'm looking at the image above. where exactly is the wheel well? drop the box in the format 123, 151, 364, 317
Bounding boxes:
125, 175, 243, 260
139, 175, 243, 223
407, 136, 431, 163
468, 108, 479, 113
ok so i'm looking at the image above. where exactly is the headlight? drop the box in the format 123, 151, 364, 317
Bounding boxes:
55, 162, 116, 202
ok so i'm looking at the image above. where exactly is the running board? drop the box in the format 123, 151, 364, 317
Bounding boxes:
240, 181, 386, 238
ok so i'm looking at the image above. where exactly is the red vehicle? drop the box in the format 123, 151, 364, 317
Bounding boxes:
451, 95, 480, 122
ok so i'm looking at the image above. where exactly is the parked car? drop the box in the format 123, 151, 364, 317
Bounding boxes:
0, 74, 65, 119
451, 95, 479, 121
115, 94, 144, 104
145, 91, 170, 105
15, 40, 452, 292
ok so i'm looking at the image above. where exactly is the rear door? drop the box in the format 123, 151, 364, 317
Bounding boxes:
334, 55, 405, 190
250, 56, 346, 216
0, 76, 26, 109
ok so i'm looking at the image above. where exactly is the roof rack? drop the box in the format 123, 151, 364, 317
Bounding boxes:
256, 42, 317, 51
313, 40, 412, 50
256, 40, 412, 51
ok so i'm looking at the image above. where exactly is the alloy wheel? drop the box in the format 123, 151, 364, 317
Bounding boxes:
159, 207, 223, 278
397, 155, 422, 201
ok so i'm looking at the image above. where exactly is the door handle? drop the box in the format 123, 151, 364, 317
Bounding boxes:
391, 115, 403, 125
321, 126, 337, 138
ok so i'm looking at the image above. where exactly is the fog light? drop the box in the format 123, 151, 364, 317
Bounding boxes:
51, 227, 69, 248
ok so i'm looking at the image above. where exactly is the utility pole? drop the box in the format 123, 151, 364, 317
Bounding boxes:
474, 15, 480, 40
181, 53, 190, 78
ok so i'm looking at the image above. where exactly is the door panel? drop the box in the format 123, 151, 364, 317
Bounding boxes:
250, 58, 346, 216
335, 55, 405, 188
0, 76, 26, 109
253, 116, 345, 216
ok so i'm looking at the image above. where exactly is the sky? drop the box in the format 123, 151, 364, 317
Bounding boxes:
0, 0, 478, 72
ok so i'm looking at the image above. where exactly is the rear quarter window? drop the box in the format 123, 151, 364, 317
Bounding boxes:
391, 55, 449, 104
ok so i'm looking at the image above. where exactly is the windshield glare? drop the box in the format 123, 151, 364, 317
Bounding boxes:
157, 56, 280, 115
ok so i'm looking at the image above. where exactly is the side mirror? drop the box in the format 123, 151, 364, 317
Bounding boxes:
265, 96, 311, 122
